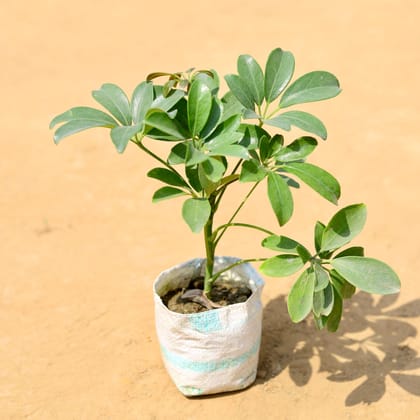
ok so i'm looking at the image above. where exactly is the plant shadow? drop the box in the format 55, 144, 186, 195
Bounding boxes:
257, 293, 420, 405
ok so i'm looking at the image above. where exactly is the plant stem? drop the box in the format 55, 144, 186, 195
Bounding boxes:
265, 105, 282, 120
214, 181, 261, 246
214, 159, 242, 211
213, 222, 275, 239
203, 196, 216, 294
208, 258, 267, 285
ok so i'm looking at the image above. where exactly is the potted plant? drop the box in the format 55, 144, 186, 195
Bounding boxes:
50, 48, 400, 396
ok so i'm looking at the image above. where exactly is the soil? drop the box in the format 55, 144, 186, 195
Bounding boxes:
161, 277, 252, 314
3, 1, 420, 419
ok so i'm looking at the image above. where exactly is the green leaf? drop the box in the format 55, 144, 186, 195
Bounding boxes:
280, 71, 341, 108
110, 124, 142, 153
151, 87, 184, 112
167, 142, 188, 164
269, 134, 284, 156
243, 109, 260, 119
208, 145, 249, 159
92, 83, 132, 125
50, 107, 119, 144
276, 137, 318, 162
205, 132, 243, 150
314, 221, 326, 253
170, 97, 189, 131
259, 135, 271, 162
185, 165, 203, 192
283, 162, 340, 204
200, 98, 223, 139
186, 144, 208, 166
321, 204, 367, 252
237, 124, 270, 150
264, 48, 295, 103
200, 157, 226, 182
225, 74, 255, 110
313, 263, 330, 292
152, 187, 187, 202
287, 268, 316, 322
267, 172, 293, 226
313, 283, 334, 317
331, 257, 401, 295
335, 246, 364, 258
313, 314, 328, 330
297, 245, 312, 263
260, 255, 304, 277
265, 111, 327, 140
237, 54, 265, 106
220, 91, 244, 122
182, 198, 211, 233
131, 82, 154, 124
145, 110, 187, 139
50, 107, 115, 129
147, 168, 188, 188
329, 269, 356, 299
326, 288, 343, 332
239, 160, 266, 182
261, 235, 303, 254
208, 114, 241, 140
194, 70, 220, 94
188, 79, 212, 137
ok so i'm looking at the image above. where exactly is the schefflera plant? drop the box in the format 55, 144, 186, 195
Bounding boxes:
50, 48, 400, 331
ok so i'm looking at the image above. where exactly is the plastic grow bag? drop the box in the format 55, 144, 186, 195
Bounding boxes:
153, 256, 264, 396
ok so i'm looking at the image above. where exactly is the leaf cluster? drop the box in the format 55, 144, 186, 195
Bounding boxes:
260, 204, 400, 331
50, 48, 400, 331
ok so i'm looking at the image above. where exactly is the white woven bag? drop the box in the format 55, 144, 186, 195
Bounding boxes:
153, 256, 264, 396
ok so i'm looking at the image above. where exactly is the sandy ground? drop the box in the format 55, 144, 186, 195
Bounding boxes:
2, 0, 420, 418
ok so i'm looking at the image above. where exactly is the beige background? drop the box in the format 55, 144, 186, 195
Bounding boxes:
2, 0, 420, 418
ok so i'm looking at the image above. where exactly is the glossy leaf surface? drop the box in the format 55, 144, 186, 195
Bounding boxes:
329, 269, 356, 299
188, 79, 212, 137
264, 48, 295, 103
314, 221, 326, 253
151, 88, 184, 112
110, 124, 142, 153
313, 283, 334, 317
287, 269, 316, 322
145, 110, 187, 139
331, 257, 401, 295
280, 71, 341, 108
182, 198, 211, 233
276, 137, 318, 162
92, 83, 132, 125
265, 111, 327, 139
313, 263, 330, 292
131, 82, 154, 124
147, 167, 188, 188
208, 144, 249, 159
237, 54, 265, 105
200, 157, 226, 182
50, 107, 118, 144
321, 204, 367, 252
260, 255, 304, 277
283, 162, 340, 204
240, 160, 266, 182
152, 187, 187, 202
267, 172, 293, 226
326, 288, 343, 332
262, 235, 304, 254
225, 74, 255, 110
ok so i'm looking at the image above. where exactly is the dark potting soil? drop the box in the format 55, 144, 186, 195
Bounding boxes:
161, 277, 252, 314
